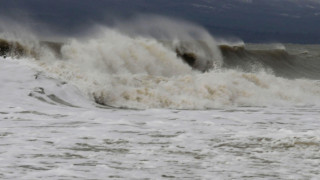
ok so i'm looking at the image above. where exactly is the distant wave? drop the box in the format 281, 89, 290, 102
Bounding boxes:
0, 38, 26, 57
219, 45, 320, 79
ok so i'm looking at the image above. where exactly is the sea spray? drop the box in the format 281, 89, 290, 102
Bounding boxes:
113, 16, 223, 70
1, 17, 320, 109
33, 27, 320, 109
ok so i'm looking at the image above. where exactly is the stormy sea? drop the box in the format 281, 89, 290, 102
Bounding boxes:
1, 18, 320, 179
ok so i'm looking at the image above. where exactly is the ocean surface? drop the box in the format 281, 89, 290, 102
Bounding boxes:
1, 19, 320, 179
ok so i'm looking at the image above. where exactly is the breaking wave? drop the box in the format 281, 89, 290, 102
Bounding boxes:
1, 17, 320, 109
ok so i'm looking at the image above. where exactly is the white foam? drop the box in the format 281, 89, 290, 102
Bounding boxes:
26, 27, 320, 109
1, 18, 319, 109
1, 57, 320, 179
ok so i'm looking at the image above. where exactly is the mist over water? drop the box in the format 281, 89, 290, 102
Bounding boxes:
113, 16, 223, 68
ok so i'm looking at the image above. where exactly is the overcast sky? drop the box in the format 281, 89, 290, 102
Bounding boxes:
1, 0, 320, 43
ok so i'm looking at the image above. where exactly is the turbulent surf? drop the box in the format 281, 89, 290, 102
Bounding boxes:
1, 17, 320, 179
0, 18, 320, 109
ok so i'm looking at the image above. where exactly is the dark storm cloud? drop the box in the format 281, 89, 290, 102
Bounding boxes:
0, 0, 320, 43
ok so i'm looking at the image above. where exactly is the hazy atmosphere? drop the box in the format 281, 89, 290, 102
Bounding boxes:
1, 0, 320, 43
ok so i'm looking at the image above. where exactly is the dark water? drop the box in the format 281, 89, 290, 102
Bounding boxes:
221, 43, 320, 79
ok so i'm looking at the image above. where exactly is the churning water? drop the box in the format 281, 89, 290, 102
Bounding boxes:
1, 17, 320, 179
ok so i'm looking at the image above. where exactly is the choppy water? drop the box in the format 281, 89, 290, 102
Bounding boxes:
1, 58, 320, 179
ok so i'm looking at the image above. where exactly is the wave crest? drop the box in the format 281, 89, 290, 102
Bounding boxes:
1, 17, 320, 109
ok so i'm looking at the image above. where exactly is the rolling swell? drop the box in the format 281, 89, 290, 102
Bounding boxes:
219, 45, 320, 79
171, 42, 320, 79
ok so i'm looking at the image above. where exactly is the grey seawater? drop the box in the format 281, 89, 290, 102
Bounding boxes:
1, 105, 320, 179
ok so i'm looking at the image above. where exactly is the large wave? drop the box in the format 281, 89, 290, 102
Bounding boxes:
1, 17, 320, 109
